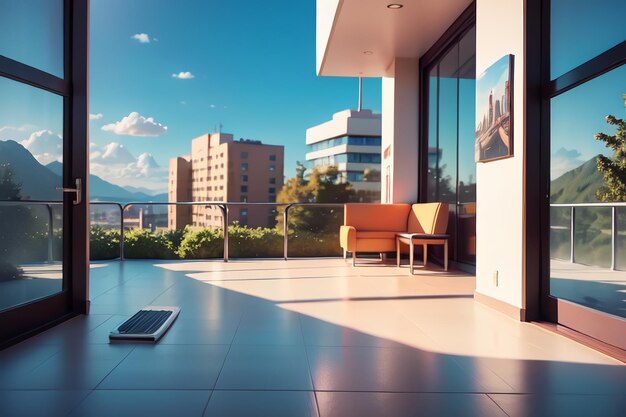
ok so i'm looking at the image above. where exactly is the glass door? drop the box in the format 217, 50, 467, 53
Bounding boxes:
0, 0, 89, 345
422, 25, 477, 268
545, 0, 626, 349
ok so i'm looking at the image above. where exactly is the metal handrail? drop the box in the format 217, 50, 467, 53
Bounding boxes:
93, 201, 344, 261
550, 202, 620, 270
1, 200, 345, 262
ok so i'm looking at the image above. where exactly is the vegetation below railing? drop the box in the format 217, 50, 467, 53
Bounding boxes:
90, 225, 341, 260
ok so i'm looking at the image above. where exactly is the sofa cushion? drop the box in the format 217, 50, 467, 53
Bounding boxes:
356, 231, 403, 239
407, 203, 449, 234
344, 204, 411, 231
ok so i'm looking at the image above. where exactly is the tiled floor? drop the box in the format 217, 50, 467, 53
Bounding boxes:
0, 258, 624, 416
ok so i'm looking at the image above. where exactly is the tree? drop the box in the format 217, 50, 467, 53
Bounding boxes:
596, 115, 626, 201
276, 165, 354, 233
0, 163, 22, 201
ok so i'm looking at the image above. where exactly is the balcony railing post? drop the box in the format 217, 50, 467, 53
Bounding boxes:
283, 204, 292, 260
611, 205, 617, 271
120, 204, 125, 260
220, 204, 229, 262
46, 204, 54, 262
570, 206, 575, 263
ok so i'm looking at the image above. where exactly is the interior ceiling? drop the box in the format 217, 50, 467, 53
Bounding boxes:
319, 0, 473, 77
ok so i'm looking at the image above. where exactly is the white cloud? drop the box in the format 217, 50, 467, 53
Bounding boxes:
20, 130, 63, 165
172, 71, 195, 79
551, 147, 585, 180
131, 33, 150, 43
101, 112, 167, 137
89, 143, 167, 192
89, 113, 103, 121
209, 104, 216, 108
121, 152, 160, 178
180, 101, 187, 105
90, 142, 135, 164
0, 125, 35, 141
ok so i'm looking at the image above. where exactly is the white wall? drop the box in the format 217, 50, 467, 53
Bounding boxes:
382, 58, 419, 203
475, 0, 525, 309
316, 0, 341, 75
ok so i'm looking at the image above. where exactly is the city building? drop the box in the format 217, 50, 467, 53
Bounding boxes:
0, 1, 624, 415
168, 132, 284, 229
306, 108, 382, 202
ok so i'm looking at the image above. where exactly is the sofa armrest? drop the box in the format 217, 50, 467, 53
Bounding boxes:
339, 225, 357, 251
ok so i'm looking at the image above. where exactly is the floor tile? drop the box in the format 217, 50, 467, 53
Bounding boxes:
0, 390, 90, 417
158, 317, 240, 345
307, 345, 501, 393
5, 344, 134, 389
232, 310, 304, 345
489, 393, 626, 417
204, 391, 318, 417
216, 345, 313, 390
316, 392, 508, 417
68, 390, 211, 417
98, 344, 229, 389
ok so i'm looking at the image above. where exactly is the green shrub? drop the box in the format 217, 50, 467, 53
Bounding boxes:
123, 228, 177, 259
177, 228, 224, 259
228, 224, 282, 258
287, 231, 341, 257
90, 226, 120, 260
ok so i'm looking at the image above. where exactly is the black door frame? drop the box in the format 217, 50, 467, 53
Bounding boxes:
526, 0, 626, 347
418, 3, 476, 272
0, 0, 89, 348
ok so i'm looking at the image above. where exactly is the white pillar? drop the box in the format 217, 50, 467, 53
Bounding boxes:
381, 58, 419, 203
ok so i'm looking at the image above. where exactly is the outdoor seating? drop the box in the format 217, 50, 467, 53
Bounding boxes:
340, 203, 449, 271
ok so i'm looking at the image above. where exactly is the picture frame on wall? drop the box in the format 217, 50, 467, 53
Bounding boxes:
475, 54, 514, 162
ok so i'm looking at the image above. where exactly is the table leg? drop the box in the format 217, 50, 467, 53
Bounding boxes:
444, 240, 448, 271
423, 244, 428, 267
409, 240, 414, 275
396, 237, 400, 267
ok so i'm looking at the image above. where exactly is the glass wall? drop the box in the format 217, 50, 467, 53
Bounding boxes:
424, 26, 476, 266
548, 0, 626, 318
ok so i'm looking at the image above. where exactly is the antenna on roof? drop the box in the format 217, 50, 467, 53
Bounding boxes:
357, 76, 363, 112
219, 123, 223, 133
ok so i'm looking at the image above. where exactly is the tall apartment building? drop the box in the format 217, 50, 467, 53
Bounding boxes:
168, 132, 284, 230
305, 109, 382, 202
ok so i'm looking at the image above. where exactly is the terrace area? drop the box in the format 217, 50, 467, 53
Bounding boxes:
1, 258, 624, 417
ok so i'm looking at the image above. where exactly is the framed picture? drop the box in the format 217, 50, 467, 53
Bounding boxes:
475, 54, 514, 162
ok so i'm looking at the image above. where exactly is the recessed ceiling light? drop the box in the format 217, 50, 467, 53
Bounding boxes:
363, 50, 373, 55
387, 4, 403, 9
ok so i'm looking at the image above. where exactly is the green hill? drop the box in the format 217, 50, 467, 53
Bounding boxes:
550, 155, 606, 204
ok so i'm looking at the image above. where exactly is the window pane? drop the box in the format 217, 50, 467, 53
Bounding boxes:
0, 76, 64, 310
549, 64, 626, 318
0, 0, 64, 77
437, 44, 458, 204
551, 0, 626, 79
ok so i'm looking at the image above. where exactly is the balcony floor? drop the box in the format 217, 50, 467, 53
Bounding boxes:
0, 258, 624, 417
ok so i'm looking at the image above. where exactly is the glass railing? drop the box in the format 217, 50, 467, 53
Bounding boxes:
86, 201, 344, 261
550, 203, 626, 270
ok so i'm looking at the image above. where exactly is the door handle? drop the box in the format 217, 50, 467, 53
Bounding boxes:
56, 178, 82, 205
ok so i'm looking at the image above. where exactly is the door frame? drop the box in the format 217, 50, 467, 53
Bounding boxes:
0, 0, 89, 347
526, 0, 626, 348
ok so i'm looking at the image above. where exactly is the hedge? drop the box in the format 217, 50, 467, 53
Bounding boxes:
89, 225, 341, 260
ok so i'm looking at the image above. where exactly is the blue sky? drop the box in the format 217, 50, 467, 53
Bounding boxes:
87, 0, 381, 192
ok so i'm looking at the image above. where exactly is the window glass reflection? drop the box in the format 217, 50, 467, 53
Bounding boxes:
0, 0, 64, 77
549, 65, 626, 318
551, 0, 626, 79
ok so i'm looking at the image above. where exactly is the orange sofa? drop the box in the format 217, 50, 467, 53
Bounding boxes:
340, 203, 449, 265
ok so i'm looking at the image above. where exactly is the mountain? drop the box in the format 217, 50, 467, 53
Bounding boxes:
48, 162, 168, 202
0, 140, 166, 203
0, 140, 61, 200
550, 155, 605, 204
124, 185, 161, 196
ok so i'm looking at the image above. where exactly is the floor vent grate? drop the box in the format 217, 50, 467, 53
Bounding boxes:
109, 306, 180, 342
